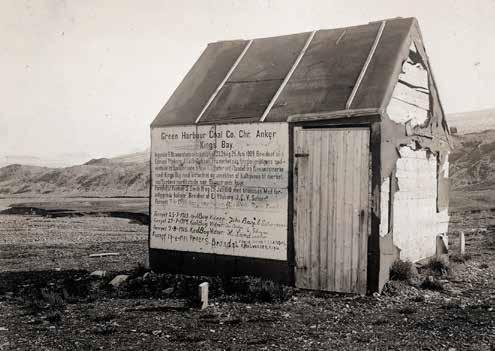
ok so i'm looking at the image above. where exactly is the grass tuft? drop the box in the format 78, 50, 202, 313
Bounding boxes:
390, 259, 417, 281
450, 252, 471, 263
424, 256, 449, 276
222, 276, 293, 303
420, 276, 444, 291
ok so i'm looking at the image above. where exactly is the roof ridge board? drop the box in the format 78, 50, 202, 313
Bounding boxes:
208, 17, 416, 45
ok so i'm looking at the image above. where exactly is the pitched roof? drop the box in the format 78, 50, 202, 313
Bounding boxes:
151, 17, 424, 127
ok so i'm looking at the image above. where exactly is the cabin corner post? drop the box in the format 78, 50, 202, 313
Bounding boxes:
367, 121, 381, 293
148, 127, 153, 269
287, 123, 296, 286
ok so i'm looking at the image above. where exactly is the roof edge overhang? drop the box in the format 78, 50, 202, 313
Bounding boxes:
288, 108, 384, 123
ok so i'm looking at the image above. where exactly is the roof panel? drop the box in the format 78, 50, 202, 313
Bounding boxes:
200, 33, 310, 123
265, 22, 382, 122
229, 32, 310, 82
151, 40, 247, 127
199, 80, 282, 122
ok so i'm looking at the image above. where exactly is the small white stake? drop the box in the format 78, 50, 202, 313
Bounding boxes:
88, 252, 119, 258
198, 282, 209, 310
459, 231, 465, 255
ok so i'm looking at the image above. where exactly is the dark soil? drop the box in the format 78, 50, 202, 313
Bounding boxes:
0, 212, 494, 350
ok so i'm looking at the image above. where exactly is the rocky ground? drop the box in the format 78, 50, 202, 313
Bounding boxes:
0, 215, 147, 273
0, 212, 494, 350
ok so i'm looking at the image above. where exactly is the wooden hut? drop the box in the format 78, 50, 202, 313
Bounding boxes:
149, 17, 451, 294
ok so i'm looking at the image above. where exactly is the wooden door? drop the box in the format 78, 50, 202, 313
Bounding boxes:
293, 127, 370, 294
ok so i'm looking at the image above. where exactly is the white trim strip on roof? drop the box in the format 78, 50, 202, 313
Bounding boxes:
194, 40, 253, 124
345, 20, 387, 110
259, 30, 317, 122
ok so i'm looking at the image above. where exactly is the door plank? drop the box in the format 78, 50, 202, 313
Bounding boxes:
303, 132, 312, 289
327, 133, 337, 291
310, 131, 321, 289
358, 131, 370, 293
319, 132, 329, 290
351, 130, 363, 292
343, 130, 354, 292
294, 128, 306, 288
334, 130, 345, 292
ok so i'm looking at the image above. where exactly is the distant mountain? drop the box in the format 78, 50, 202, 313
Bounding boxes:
1, 132, 495, 212
0, 153, 93, 168
447, 108, 495, 134
0, 149, 149, 168
107, 149, 149, 164
0, 150, 149, 197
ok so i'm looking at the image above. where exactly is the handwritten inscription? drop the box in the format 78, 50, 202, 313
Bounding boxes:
150, 123, 289, 260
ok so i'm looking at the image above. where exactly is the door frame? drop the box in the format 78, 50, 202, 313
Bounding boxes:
287, 115, 381, 293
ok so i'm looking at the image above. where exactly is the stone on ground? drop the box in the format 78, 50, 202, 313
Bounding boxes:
109, 274, 129, 287
90, 270, 107, 278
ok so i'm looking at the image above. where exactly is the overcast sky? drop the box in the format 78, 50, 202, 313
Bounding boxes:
1, 0, 494, 159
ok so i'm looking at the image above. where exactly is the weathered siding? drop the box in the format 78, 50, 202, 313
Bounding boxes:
380, 36, 451, 269
387, 43, 430, 127
391, 146, 449, 261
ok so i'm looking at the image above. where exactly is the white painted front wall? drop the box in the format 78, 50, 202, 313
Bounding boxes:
150, 122, 289, 261
379, 177, 390, 237
391, 146, 449, 262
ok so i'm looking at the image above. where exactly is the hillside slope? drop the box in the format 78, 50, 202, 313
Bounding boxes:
450, 130, 495, 191
449, 129, 495, 211
0, 153, 149, 197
